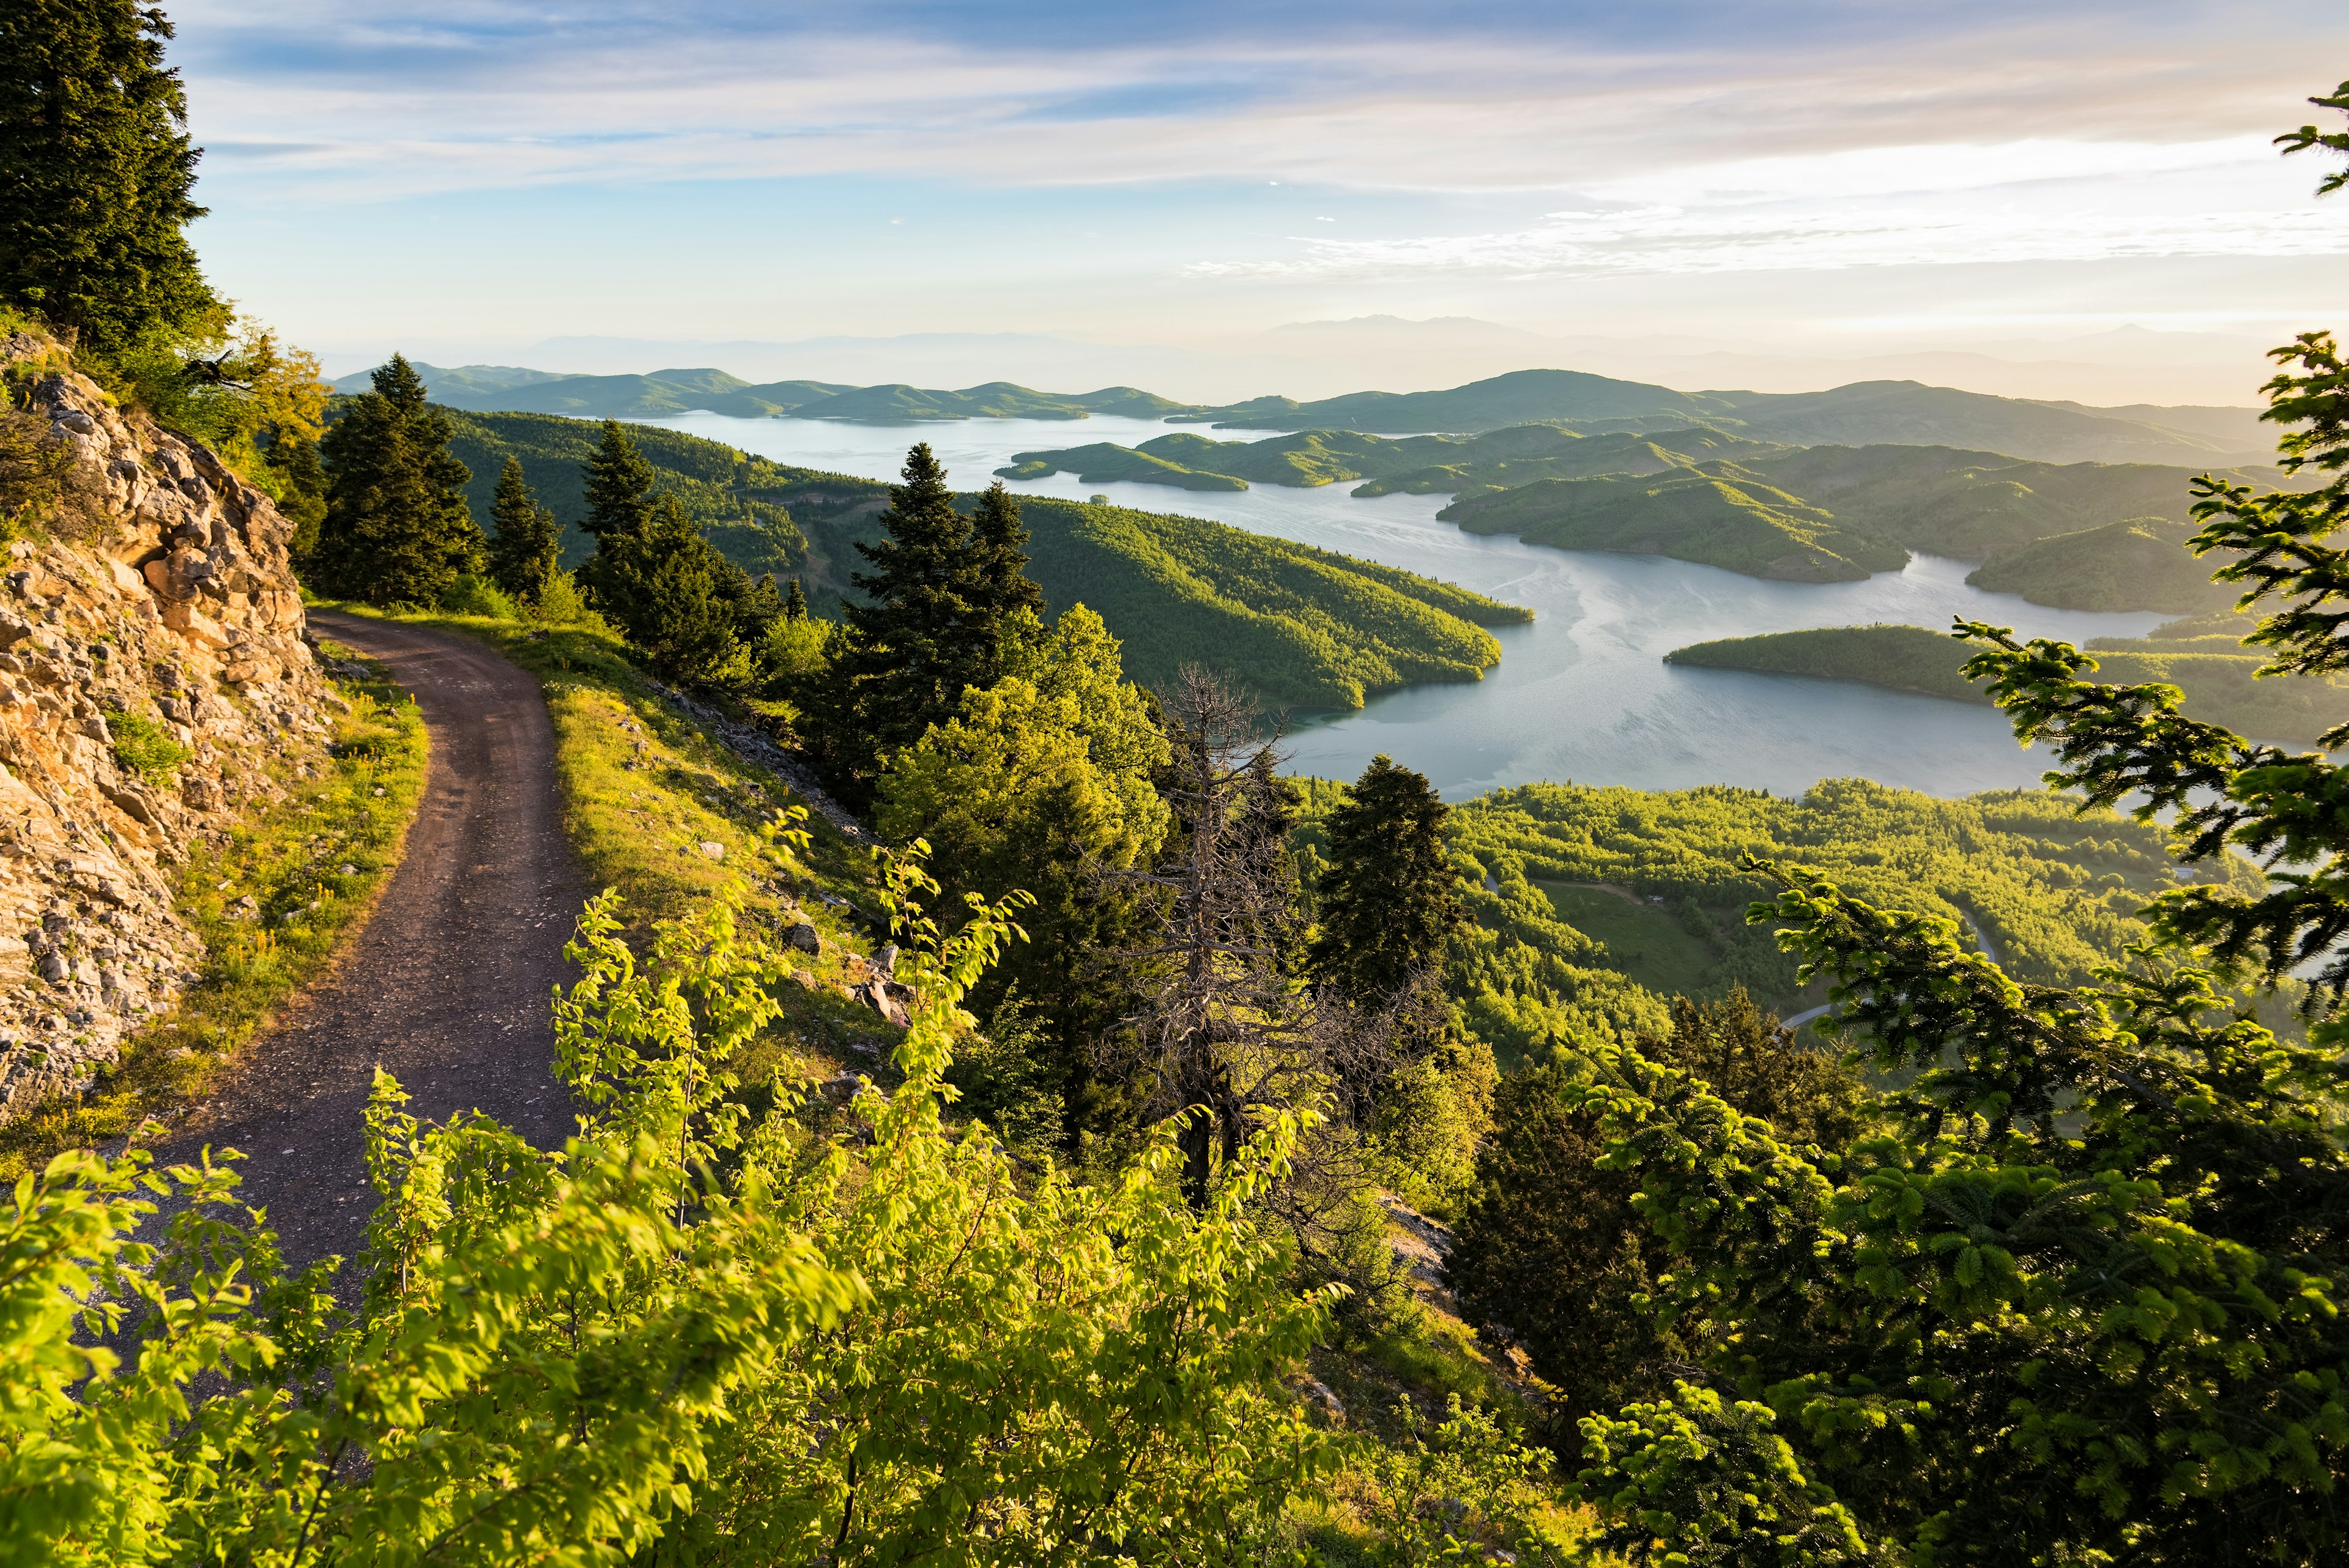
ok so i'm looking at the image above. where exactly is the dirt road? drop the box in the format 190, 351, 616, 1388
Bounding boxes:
154, 613, 585, 1266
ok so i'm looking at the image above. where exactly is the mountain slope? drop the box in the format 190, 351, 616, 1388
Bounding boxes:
1171, 368, 1726, 433
1438, 468, 1910, 582
1707, 381, 2258, 466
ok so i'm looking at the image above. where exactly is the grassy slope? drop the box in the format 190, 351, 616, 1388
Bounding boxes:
0, 655, 429, 1180
442, 409, 809, 576
1664, 622, 2349, 742
1439, 468, 1909, 582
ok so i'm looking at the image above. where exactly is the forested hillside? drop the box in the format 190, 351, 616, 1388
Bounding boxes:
1375, 776, 2244, 1065
1665, 620, 2349, 740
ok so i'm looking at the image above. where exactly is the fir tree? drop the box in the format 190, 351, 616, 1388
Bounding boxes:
967, 481, 1045, 666
486, 455, 561, 605
0, 0, 223, 362
313, 354, 483, 606
784, 576, 807, 620
828, 444, 981, 787
1309, 754, 1463, 1006
579, 417, 656, 544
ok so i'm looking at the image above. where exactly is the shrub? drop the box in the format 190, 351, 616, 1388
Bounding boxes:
106, 709, 190, 784
437, 571, 518, 620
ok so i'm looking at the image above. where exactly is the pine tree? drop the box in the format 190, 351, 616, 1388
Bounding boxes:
826, 444, 981, 788
486, 456, 561, 605
0, 0, 223, 362
579, 417, 656, 544
784, 576, 807, 621
313, 354, 483, 606
1309, 754, 1463, 1007
967, 481, 1044, 667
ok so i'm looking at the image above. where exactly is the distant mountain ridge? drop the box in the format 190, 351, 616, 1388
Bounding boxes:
334, 360, 2267, 468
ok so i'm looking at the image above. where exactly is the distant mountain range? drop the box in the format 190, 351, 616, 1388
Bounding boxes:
333, 360, 2273, 469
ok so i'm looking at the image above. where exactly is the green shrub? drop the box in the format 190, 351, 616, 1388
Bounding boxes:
438, 571, 518, 620
107, 710, 190, 783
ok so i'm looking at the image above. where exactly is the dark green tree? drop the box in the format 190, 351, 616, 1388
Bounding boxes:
313, 354, 483, 606
968, 480, 1045, 655
828, 444, 1023, 795
486, 455, 561, 606
1309, 754, 1464, 1006
579, 417, 656, 545
784, 576, 807, 620
0, 0, 223, 363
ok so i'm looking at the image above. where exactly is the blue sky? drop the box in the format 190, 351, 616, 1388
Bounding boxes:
170, 1, 2349, 396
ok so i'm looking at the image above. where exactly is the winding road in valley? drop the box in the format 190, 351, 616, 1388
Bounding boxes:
154, 613, 585, 1268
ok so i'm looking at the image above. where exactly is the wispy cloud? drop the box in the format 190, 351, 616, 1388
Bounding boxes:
1186, 190, 2349, 281
174, 2, 2346, 201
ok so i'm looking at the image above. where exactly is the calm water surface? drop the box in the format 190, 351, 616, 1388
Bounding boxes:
640, 412, 2167, 800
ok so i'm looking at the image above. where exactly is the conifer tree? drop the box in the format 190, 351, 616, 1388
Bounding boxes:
313, 354, 483, 606
486, 455, 561, 605
573, 420, 766, 681
968, 480, 1045, 663
1310, 754, 1464, 1007
784, 576, 807, 620
0, 0, 223, 362
579, 417, 656, 544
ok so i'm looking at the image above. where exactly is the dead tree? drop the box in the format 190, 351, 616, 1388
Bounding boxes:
1100, 667, 1330, 1208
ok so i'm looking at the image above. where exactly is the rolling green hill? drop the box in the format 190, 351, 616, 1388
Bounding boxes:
1705, 381, 2263, 466
1438, 467, 1909, 581
1963, 517, 2235, 612
439, 409, 811, 577
1000, 424, 1775, 497
354, 363, 1197, 423
744, 467, 1532, 710
1662, 622, 2349, 741
1170, 368, 1726, 433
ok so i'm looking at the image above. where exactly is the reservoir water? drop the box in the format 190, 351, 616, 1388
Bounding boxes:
637, 412, 2168, 800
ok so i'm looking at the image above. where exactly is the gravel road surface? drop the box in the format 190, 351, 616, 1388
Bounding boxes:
153, 612, 585, 1266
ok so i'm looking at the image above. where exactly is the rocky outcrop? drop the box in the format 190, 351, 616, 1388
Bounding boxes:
0, 334, 336, 1120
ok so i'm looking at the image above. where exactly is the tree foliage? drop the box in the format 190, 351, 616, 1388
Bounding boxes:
0, 0, 221, 365
2, 857, 1349, 1565
485, 455, 560, 607
313, 354, 484, 608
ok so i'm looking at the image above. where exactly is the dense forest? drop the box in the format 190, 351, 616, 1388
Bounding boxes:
6, 11, 2349, 1564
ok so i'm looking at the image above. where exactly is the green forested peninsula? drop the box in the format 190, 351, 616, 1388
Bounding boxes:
1962, 515, 2233, 611
998, 424, 1770, 496
1442, 469, 1907, 581
1664, 620, 2349, 741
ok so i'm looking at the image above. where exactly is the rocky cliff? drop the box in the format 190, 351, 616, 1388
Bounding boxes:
0, 334, 336, 1120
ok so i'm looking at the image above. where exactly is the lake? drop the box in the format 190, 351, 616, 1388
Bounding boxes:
636, 411, 2168, 800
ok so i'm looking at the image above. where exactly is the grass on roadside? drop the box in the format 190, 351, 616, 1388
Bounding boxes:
310, 602, 901, 1089
0, 652, 428, 1180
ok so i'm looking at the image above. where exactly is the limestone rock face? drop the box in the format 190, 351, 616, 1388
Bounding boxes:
0, 335, 337, 1120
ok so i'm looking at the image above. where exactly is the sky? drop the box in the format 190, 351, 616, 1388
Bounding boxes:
171, 1, 2349, 403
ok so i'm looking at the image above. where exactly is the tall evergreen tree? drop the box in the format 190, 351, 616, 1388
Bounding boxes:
0, 0, 223, 362
313, 354, 483, 607
1308, 753, 1464, 1007
784, 576, 807, 620
967, 480, 1045, 663
579, 417, 656, 544
486, 455, 561, 605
